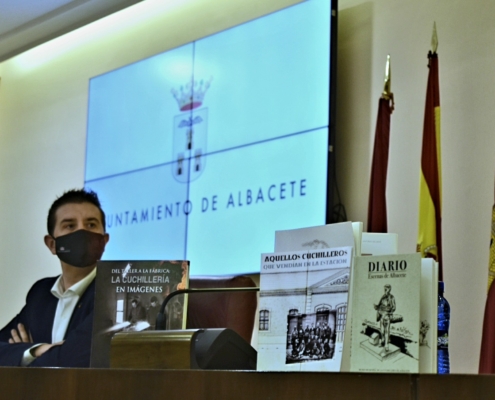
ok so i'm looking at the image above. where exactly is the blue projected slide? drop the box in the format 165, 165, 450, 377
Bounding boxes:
85, 0, 332, 275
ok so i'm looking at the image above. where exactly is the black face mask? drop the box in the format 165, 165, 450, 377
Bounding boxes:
55, 229, 106, 268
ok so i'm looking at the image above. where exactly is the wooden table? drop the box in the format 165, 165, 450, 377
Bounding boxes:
0, 367, 493, 399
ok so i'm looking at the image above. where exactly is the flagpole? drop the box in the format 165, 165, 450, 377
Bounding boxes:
382, 55, 393, 106
431, 21, 438, 53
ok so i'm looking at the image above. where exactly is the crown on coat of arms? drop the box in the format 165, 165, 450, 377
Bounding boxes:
171, 77, 213, 111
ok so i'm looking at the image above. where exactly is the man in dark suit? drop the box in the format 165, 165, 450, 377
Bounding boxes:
0, 189, 109, 367
147, 296, 160, 329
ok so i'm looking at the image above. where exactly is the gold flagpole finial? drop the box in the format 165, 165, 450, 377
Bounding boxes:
382, 54, 391, 98
431, 22, 438, 53
381, 55, 394, 110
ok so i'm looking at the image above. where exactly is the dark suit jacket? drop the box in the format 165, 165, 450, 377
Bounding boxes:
0, 276, 95, 367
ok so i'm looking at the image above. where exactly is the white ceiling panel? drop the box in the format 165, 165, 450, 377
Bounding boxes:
0, 0, 143, 62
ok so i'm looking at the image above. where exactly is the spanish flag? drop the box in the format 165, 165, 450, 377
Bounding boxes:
417, 30, 443, 280
367, 56, 394, 233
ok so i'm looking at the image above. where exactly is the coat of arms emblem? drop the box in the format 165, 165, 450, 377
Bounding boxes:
171, 77, 212, 183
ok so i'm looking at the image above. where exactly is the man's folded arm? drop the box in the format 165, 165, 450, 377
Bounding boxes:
0, 312, 28, 366
0, 315, 53, 367
0, 341, 32, 366
29, 311, 93, 368
0, 310, 23, 342
0, 279, 58, 366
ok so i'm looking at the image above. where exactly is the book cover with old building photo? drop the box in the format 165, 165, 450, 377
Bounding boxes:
350, 253, 421, 373
257, 247, 352, 372
90, 260, 189, 368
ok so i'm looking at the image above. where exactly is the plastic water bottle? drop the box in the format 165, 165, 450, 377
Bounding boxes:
437, 281, 450, 374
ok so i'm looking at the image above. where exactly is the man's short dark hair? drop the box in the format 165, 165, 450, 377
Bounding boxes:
47, 189, 106, 236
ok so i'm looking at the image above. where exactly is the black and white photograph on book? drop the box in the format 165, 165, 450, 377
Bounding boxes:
286, 309, 337, 364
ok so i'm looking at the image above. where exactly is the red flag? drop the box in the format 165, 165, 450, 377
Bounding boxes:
479, 179, 495, 373
367, 98, 393, 232
367, 56, 394, 233
417, 50, 443, 281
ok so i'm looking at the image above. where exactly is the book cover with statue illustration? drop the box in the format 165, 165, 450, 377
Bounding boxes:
90, 260, 189, 368
350, 253, 421, 373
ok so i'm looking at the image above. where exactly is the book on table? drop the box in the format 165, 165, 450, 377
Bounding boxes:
90, 260, 189, 368
273, 221, 360, 371
257, 246, 353, 372
349, 253, 421, 373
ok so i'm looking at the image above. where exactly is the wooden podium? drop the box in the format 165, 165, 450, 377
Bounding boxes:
1, 368, 495, 399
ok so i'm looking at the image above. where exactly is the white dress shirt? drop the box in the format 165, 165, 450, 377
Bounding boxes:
50, 268, 96, 343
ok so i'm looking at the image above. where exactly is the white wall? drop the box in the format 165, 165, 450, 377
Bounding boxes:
0, 0, 492, 374
337, 0, 495, 373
